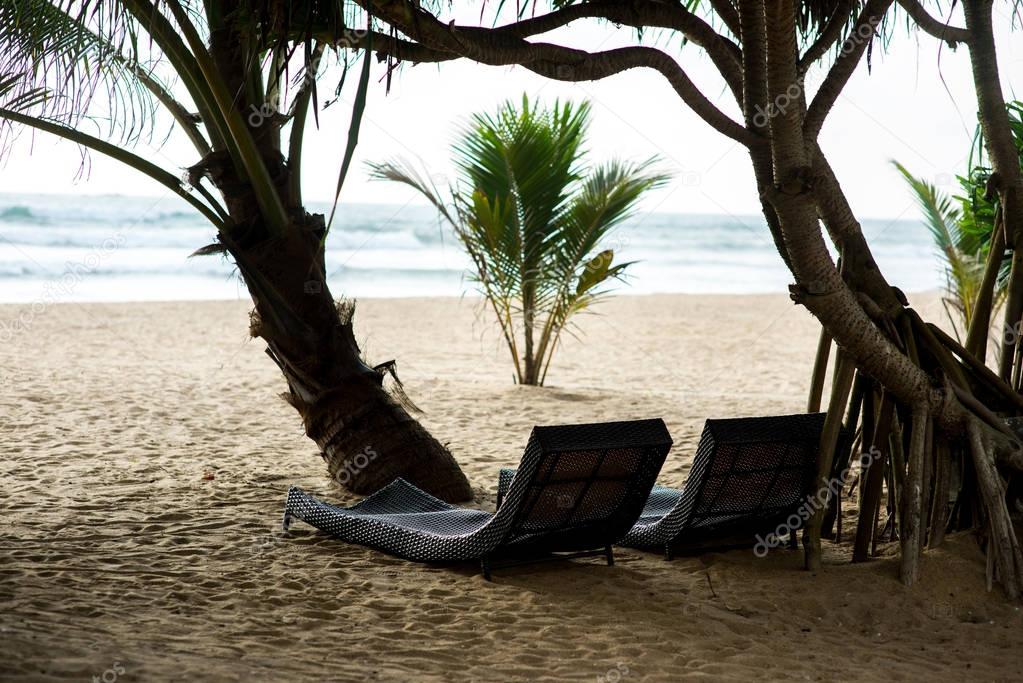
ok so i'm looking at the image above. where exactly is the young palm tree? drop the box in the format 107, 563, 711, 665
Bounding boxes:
0, 0, 471, 500
894, 100, 1023, 349
893, 161, 997, 341
370, 96, 668, 386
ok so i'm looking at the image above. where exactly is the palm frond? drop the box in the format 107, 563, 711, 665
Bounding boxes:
0, 73, 49, 114
366, 157, 459, 230
534, 158, 669, 364
0, 0, 156, 143
326, 29, 372, 231
0, 100, 225, 228
894, 159, 986, 333
893, 160, 963, 249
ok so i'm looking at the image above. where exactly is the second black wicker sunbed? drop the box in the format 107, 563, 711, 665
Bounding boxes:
283, 418, 672, 579
623, 412, 827, 558
498, 412, 828, 559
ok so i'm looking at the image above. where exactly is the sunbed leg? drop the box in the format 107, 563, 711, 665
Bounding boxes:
605, 545, 614, 567
281, 509, 292, 532
664, 544, 674, 561
481, 557, 493, 581
788, 531, 798, 549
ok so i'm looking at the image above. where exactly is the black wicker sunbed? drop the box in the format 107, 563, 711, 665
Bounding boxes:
499, 412, 827, 559
283, 418, 673, 579
624, 412, 827, 557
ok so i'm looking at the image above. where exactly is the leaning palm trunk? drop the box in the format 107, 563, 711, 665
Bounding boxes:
199, 11, 471, 502
223, 212, 471, 501
0, 0, 472, 501
751, 0, 1022, 593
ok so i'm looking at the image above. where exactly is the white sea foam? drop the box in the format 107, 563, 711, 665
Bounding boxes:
0, 192, 941, 303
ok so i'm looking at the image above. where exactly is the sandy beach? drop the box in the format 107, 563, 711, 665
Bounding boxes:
2, 293, 1022, 682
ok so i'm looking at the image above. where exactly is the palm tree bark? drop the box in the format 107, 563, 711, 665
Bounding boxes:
221, 210, 471, 502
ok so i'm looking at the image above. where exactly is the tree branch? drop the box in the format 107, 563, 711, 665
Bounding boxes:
353, 0, 756, 146
708, 0, 742, 37
527, 46, 754, 146
327, 30, 455, 63
804, 0, 894, 142
327, 2, 746, 110
506, 0, 743, 95
896, 0, 971, 45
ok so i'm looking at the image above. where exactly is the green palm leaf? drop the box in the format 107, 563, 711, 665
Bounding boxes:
893, 160, 989, 337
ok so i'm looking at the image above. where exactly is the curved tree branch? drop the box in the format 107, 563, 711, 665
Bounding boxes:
708, 0, 742, 37
319, 0, 744, 88
896, 0, 971, 45
804, 0, 894, 142
500, 0, 744, 98
531, 48, 755, 145
353, 0, 756, 146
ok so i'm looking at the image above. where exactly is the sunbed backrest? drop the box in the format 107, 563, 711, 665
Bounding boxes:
660, 413, 826, 541
492, 419, 672, 552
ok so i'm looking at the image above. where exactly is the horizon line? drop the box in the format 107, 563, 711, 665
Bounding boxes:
0, 190, 923, 224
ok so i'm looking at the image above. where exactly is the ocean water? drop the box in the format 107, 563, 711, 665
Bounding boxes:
0, 192, 941, 303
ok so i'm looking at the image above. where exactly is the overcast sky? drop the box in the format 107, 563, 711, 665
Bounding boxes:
1, 4, 1020, 221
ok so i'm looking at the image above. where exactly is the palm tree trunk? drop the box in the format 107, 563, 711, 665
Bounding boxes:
225, 211, 472, 501
522, 285, 538, 385
962, 0, 1023, 379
